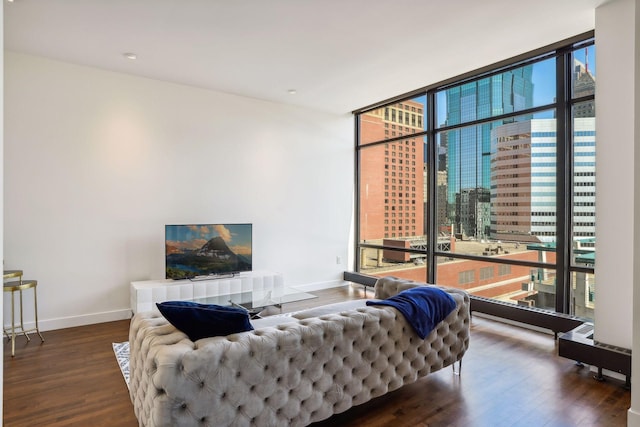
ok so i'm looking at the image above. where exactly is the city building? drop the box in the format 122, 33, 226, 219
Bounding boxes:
490, 59, 596, 243
443, 66, 534, 238
359, 101, 425, 242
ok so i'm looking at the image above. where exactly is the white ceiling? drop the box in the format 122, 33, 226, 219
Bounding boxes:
4, 0, 600, 114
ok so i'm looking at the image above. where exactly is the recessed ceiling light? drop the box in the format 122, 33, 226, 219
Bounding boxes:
123, 52, 137, 60
288, 89, 297, 95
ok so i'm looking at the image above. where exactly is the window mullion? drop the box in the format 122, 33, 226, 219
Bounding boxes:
354, 35, 594, 322
354, 116, 362, 272
555, 49, 570, 314
427, 92, 437, 284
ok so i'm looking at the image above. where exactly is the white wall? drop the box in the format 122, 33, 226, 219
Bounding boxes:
594, 0, 640, 425
4, 52, 354, 330
602, 0, 640, 424
634, 0, 640, 423
594, 0, 635, 350
1, 3, 5, 424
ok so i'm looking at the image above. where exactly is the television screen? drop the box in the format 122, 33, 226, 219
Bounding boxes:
165, 223, 252, 279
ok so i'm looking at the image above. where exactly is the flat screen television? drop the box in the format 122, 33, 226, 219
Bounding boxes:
165, 223, 252, 280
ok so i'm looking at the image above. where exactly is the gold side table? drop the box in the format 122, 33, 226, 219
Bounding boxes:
3, 270, 44, 356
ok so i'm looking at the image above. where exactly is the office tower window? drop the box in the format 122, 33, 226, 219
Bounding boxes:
480, 266, 494, 281
498, 264, 512, 276
459, 270, 475, 285
356, 34, 595, 321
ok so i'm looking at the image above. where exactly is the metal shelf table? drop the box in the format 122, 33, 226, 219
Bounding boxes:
3, 270, 44, 356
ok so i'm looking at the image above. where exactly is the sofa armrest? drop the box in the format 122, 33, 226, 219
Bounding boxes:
373, 276, 467, 303
374, 276, 424, 299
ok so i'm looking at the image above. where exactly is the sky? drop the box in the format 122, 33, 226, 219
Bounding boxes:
370, 43, 595, 161
427, 44, 596, 127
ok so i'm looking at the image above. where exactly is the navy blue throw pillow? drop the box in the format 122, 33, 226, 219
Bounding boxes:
156, 301, 254, 341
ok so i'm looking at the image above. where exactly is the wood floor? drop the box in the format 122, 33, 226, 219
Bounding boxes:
3, 286, 630, 427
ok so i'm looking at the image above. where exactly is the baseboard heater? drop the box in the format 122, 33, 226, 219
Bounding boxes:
468, 296, 632, 385
558, 323, 631, 387
343, 271, 377, 287
469, 295, 584, 337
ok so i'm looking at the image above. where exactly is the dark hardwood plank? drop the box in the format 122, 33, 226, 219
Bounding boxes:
3, 286, 630, 426
3, 319, 136, 427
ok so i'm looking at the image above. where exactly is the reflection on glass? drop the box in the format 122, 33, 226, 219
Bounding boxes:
572, 271, 594, 321
359, 246, 428, 281
359, 96, 427, 146
359, 136, 427, 245
569, 45, 595, 320
436, 111, 557, 262
571, 101, 596, 266
572, 44, 596, 99
436, 57, 556, 128
436, 257, 557, 310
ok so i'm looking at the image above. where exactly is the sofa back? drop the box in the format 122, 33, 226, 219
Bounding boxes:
129, 281, 469, 427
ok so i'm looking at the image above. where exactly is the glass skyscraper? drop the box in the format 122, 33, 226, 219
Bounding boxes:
442, 67, 534, 238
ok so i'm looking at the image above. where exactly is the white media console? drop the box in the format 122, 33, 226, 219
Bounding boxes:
130, 270, 284, 314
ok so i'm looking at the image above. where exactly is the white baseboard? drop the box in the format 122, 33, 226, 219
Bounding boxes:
3, 280, 350, 332
4, 308, 132, 332
629, 408, 640, 427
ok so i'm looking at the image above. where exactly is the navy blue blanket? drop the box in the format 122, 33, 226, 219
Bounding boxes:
366, 286, 457, 339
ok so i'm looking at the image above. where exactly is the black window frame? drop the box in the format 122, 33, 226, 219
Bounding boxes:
353, 31, 595, 318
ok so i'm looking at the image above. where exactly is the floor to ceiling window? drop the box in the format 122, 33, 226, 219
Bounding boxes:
355, 33, 595, 320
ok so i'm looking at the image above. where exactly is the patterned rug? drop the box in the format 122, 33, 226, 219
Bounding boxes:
112, 341, 130, 388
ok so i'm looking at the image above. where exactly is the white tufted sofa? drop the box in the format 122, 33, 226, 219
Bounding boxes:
128, 277, 470, 427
